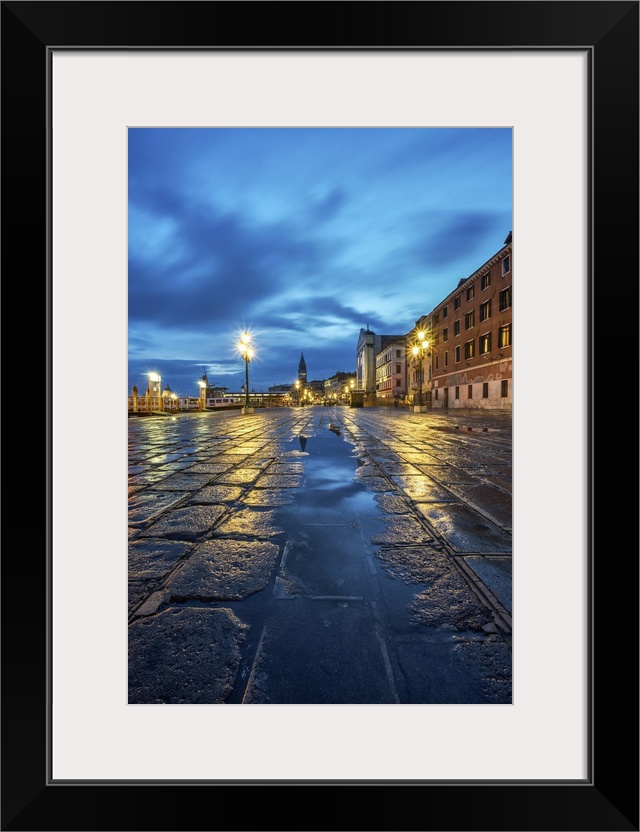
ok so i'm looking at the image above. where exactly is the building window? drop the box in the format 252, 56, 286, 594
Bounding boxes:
444, 351, 449, 367
396, 364, 401, 373
443, 327, 449, 342
464, 340, 475, 360
443, 305, 449, 319
499, 323, 512, 348
479, 332, 491, 354
482, 382, 489, 398
435, 389, 439, 401
396, 379, 401, 387
435, 355, 439, 370
465, 310, 475, 330
481, 272, 491, 290
480, 299, 491, 321
454, 346, 460, 363
433, 313, 439, 325
468, 384, 473, 399
454, 319, 461, 336
501, 379, 509, 397
466, 284, 474, 301
454, 296, 461, 310
455, 386, 460, 399
499, 286, 512, 311
502, 255, 510, 275
396, 350, 402, 357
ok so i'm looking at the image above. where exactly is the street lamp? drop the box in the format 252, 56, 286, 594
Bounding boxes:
412, 330, 429, 413
237, 331, 255, 415
147, 372, 161, 413
197, 378, 207, 411
294, 379, 300, 406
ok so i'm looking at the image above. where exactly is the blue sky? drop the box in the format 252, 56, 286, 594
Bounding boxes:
128, 127, 512, 396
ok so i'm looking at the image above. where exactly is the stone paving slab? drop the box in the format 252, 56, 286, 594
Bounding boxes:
478, 472, 513, 493
215, 467, 264, 485
151, 472, 216, 491
128, 492, 188, 525
391, 632, 511, 704
242, 489, 296, 506
146, 452, 189, 464
269, 462, 305, 474
184, 485, 244, 506
136, 504, 228, 541
128, 606, 248, 704
255, 474, 302, 488
153, 460, 196, 473
128, 469, 172, 492
409, 568, 494, 631
373, 493, 413, 514
353, 473, 394, 492
415, 464, 477, 483
129, 538, 191, 580
129, 582, 153, 614
183, 462, 234, 474
167, 539, 280, 601
442, 481, 513, 529
214, 507, 284, 538
390, 473, 459, 502
278, 525, 374, 598
242, 599, 398, 704
414, 502, 512, 554
463, 555, 513, 614
370, 514, 437, 546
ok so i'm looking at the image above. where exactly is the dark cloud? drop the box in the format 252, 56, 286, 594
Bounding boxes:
288, 296, 385, 330
128, 191, 331, 330
310, 187, 348, 223
412, 212, 506, 269
382, 128, 512, 176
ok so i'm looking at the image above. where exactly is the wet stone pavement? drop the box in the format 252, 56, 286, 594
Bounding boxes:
128, 406, 512, 704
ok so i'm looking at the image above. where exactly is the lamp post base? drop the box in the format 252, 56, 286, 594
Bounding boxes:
241, 406, 255, 415
413, 405, 427, 413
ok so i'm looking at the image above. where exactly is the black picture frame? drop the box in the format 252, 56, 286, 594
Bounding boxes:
2, 2, 638, 830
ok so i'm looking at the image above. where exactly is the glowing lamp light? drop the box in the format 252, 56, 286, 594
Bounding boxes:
237, 331, 255, 411
412, 328, 430, 409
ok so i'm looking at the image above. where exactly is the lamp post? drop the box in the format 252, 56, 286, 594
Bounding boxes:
412, 330, 429, 413
147, 372, 161, 413
294, 379, 300, 406
238, 331, 255, 414
197, 378, 207, 411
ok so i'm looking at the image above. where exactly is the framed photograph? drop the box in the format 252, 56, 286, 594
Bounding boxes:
3, 1, 637, 830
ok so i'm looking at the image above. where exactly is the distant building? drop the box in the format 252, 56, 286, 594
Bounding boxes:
356, 328, 405, 395
375, 337, 407, 399
420, 232, 512, 410
324, 371, 356, 401
307, 379, 325, 399
298, 353, 307, 387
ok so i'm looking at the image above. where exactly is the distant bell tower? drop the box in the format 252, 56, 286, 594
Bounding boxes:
298, 353, 307, 387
